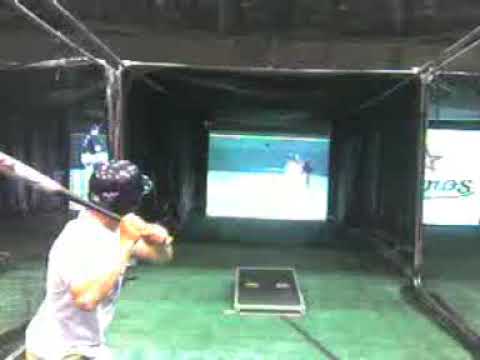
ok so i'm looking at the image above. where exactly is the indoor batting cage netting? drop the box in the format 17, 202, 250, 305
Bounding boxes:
0, 61, 107, 358
1, 1, 480, 359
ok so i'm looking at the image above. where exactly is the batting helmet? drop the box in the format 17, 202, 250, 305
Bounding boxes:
88, 160, 152, 215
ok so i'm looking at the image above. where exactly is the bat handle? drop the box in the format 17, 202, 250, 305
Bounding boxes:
63, 191, 122, 222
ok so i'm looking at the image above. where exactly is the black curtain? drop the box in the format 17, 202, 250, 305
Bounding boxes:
330, 78, 420, 249
125, 68, 420, 246
125, 75, 207, 229
0, 65, 105, 216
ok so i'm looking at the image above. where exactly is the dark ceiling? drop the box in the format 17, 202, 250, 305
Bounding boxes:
2, 0, 480, 36
1, 1, 480, 69
138, 66, 416, 122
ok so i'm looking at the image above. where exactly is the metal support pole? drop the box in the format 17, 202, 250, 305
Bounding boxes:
412, 74, 429, 281
6, 0, 103, 66
49, 0, 124, 69
10, 0, 166, 160
105, 67, 125, 160
47, 0, 166, 94
438, 24, 480, 64
432, 37, 480, 74
418, 24, 480, 77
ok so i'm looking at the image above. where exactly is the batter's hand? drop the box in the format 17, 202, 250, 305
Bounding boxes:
119, 213, 148, 247
141, 223, 173, 246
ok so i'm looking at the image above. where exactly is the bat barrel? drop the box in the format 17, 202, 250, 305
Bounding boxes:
1, 151, 121, 222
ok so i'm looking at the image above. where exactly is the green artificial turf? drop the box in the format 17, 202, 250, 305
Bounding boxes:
108, 243, 470, 360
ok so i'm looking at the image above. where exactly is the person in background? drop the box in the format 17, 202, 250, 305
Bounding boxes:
80, 124, 109, 169
302, 160, 313, 187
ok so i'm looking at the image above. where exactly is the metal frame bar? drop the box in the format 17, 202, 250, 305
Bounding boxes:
419, 25, 480, 75
47, 0, 123, 70
105, 66, 125, 159
6, 0, 165, 159
412, 74, 429, 279
123, 60, 417, 76
433, 38, 480, 73
398, 25, 480, 355
19, 57, 93, 69
418, 27, 480, 79
34, 0, 126, 158
19, 58, 476, 76
4, 1, 122, 156
125, 62, 480, 78
0, 57, 96, 71
357, 32, 480, 353
335, 23, 480, 283
355, 75, 416, 113
44, 1, 166, 97
410, 22, 480, 279
5, 0, 104, 66
4, 0, 480, 352
443, 25, 480, 58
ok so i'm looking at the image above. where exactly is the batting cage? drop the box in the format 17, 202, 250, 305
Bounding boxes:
0, 62, 107, 358
1, 1, 480, 359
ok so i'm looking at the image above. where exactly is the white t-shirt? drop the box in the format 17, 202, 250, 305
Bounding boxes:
26, 211, 124, 359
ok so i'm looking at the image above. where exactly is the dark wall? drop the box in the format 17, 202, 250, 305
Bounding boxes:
2, 0, 480, 72
125, 67, 420, 246
54, 0, 480, 35
428, 74, 480, 122
0, 65, 105, 216
330, 77, 420, 249
374, 79, 420, 247
125, 73, 207, 228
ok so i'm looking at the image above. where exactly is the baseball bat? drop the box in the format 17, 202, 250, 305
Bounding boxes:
0, 151, 121, 221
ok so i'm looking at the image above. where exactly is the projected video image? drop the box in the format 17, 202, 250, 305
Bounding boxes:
423, 129, 480, 225
207, 133, 330, 220
69, 124, 109, 209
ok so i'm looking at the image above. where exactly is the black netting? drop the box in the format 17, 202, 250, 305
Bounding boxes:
0, 64, 105, 357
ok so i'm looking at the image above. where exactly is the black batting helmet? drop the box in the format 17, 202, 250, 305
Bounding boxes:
88, 160, 152, 215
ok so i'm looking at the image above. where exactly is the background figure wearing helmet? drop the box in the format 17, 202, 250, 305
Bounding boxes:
80, 124, 109, 169
69, 124, 109, 210
25, 160, 173, 360
302, 160, 313, 187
